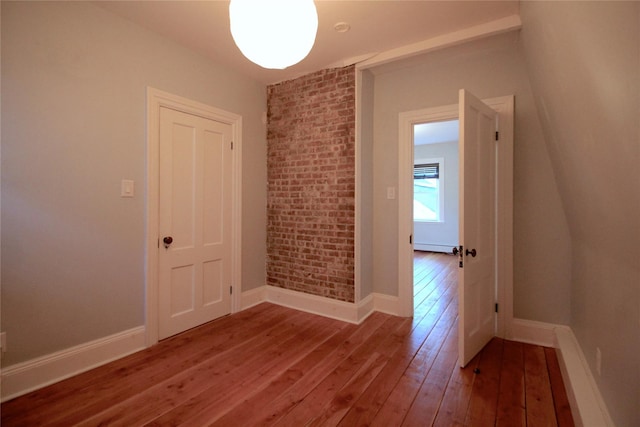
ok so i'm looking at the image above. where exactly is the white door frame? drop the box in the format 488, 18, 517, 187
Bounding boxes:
398, 95, 513, 338
145, 87, 242, 347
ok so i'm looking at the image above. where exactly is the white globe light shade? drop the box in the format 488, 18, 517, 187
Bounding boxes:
229, 0, 318, 70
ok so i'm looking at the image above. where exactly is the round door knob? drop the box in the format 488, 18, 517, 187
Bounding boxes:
163, 236, 173, 245
452, 247, 459, 256
466, 248, 477, 257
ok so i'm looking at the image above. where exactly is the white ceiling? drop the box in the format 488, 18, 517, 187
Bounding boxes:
414, 120, 459, 145
95, 0, 520, 85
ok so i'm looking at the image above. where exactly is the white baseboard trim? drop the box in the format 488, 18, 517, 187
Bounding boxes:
242, 286, 401, 323
372, 292, 400, 316
1, 326, 145, 402
506, 318, 614, 427
264, 285, 368, 324
554, 326, 615, 427
240, 286, 267, 311
357, 294, 376, 322
508, 317, 557, 347
413, 243, 453, 253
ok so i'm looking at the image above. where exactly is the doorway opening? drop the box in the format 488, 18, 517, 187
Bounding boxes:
413, 119, 459, 254
398, 95, 514, 340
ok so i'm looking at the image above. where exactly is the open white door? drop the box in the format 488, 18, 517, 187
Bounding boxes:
158, 107, 232, 340
457, 89, 498, 367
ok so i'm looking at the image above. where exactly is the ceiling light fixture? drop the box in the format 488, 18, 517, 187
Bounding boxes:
229, 0, 318, 70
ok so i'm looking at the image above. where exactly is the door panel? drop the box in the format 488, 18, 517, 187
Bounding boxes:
203, 128, 224, 244
171, 265, 195, 315
203, 260, 223, 305
458, 89, 497, 367
159, 107, 232, 340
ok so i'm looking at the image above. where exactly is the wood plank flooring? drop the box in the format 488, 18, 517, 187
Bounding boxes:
1, 251, 574, 426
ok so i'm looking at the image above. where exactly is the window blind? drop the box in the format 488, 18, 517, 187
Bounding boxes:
413, 163, 439, 179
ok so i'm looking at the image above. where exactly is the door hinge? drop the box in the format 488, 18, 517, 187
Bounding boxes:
495, 131, 499, 141
231, 141, 234, 150
230, 286, 233, 295
409, 234, 413, 244
495, 303, 499, 313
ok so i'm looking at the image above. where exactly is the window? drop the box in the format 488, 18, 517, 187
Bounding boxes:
414, 161, 442, 222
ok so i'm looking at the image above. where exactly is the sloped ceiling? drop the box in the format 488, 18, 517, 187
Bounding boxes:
520, 1, 639, 253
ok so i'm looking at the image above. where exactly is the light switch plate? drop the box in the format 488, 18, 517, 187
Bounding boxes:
387, 186, 396, 200
121, 179, 134, 198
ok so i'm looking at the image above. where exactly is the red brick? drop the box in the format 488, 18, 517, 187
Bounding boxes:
266, 66, 356, 303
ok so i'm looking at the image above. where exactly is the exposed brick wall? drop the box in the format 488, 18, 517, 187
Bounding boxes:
266, 65, 356, 303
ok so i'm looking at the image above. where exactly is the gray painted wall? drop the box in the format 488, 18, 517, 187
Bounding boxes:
1, 1, 267, 366
520, 2, 639, 425
357, 70, 375, 300
370, 32, 572, 325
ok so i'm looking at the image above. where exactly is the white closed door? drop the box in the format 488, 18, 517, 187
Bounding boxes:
457, 89, 497, 367
158, 106, 232, 340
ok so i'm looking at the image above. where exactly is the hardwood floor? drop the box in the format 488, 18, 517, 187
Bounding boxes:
1, 251, 574, 426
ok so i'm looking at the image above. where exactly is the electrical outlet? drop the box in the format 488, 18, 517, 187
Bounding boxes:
596, 347, 602, 376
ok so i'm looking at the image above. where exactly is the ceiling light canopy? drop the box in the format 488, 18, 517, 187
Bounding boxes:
333, 22, 350, 33
229, 0, 318, 70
